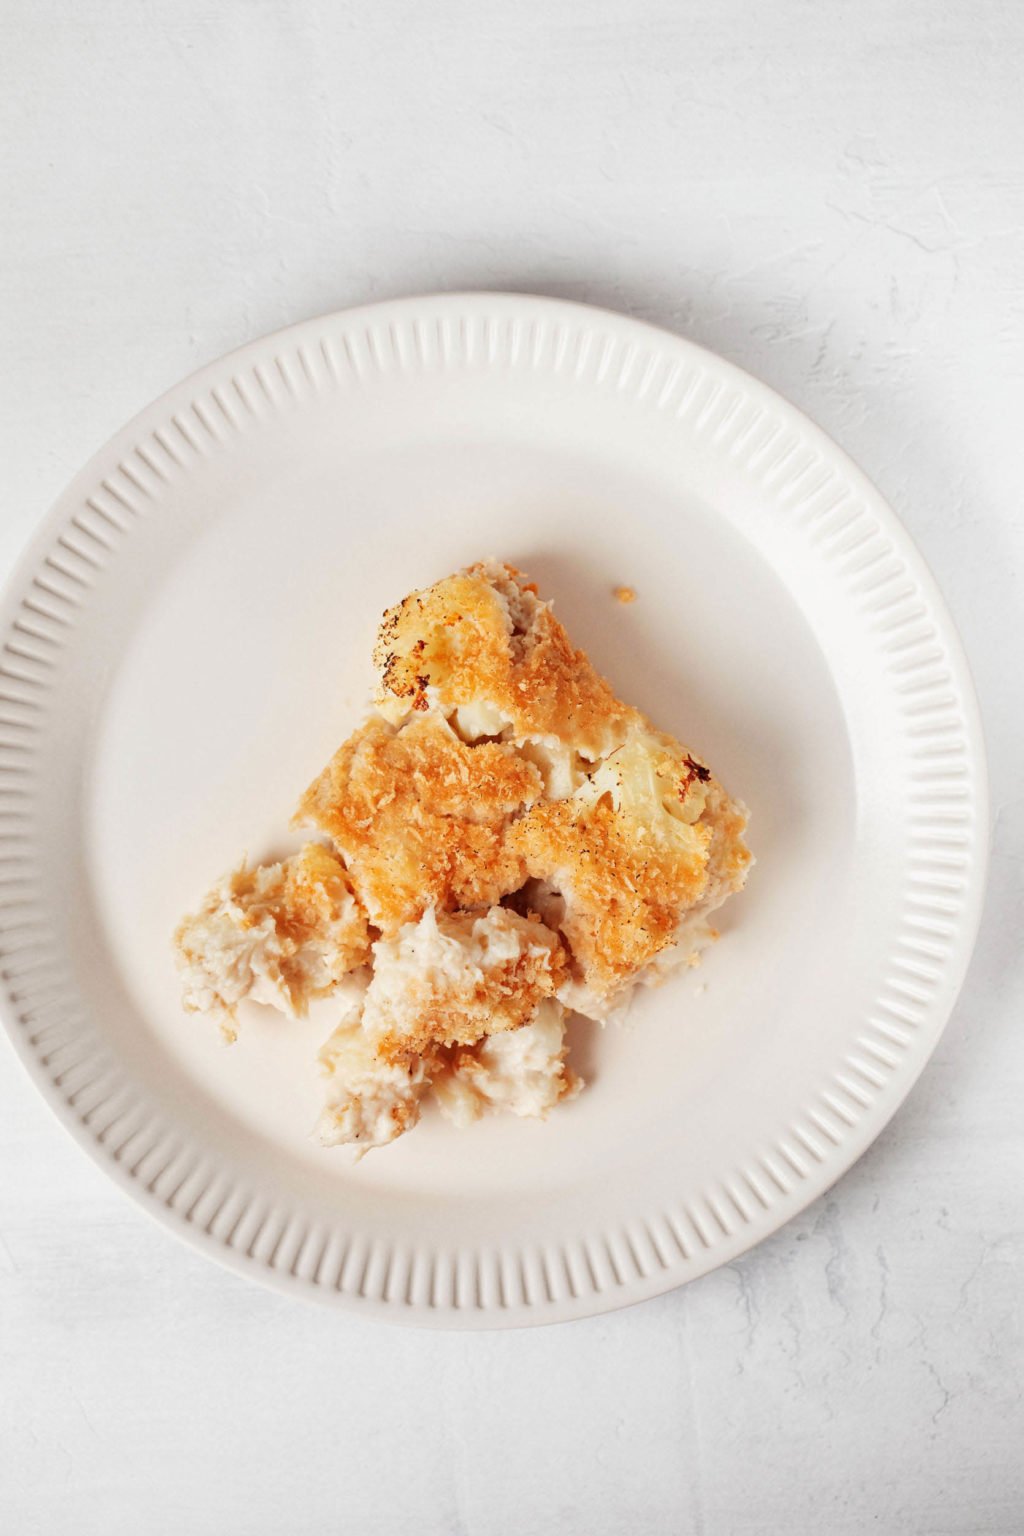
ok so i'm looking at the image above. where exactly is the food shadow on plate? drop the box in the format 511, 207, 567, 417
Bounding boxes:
562, 1009, 604, 1084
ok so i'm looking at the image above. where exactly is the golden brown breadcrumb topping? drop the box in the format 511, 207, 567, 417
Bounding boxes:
373, 561, 638, 758
275, 843, 370, 954
295, 713, 543, 933
510, 798, 710, 998
371, 910, 568, 1064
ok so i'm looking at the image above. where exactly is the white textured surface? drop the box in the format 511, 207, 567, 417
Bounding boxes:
0, 0, 1020, 1530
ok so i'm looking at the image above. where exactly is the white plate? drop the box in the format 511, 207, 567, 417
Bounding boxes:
0, 294, 987, 1327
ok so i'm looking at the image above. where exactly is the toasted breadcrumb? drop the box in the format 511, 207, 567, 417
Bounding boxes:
512, 728, 750, 1008
373, 559, 637, 760
362, 905, 566, 1063
295, 713, 541, 934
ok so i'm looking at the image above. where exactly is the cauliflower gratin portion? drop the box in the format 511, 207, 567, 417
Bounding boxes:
362, 906, 566, 1062
174, 843, 371, 1042
433, 1000, 579, 1131
174, 560, 752, 1151
316, 912, 576, 1151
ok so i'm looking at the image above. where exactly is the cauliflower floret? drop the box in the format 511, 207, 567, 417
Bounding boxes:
362, 905, 567, 1062
517, 737, 590, 799
511, 727, 750, 1014
577, 727, 713, 826
372, 559, 635, 760
315, 910, 571, 1153
433, 999, 580, 1127
317, 1004, 432, 1152
173, 843, 371, 1040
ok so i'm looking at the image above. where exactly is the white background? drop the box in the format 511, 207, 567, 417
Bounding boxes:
1, 2, 1022, 1532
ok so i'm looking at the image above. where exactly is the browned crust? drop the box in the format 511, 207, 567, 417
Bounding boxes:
374, 931, 567, 1063
295, 715, 543, 933
373, 562, 639, 756
276, 843, 371, 964
509, 800, 709, 996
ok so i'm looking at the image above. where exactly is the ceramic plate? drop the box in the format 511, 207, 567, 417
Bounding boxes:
0, 294, 987, 1326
